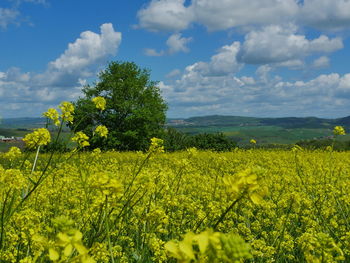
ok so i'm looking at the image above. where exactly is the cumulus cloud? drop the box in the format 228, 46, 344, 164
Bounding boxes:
312, 56, 330, 68
49, 23, 121, 73
137, 0, 193, 32
191, 0, 299, 31
159, 41, 350, 118
137, 0, 350, 32
237, 25, 343, 65
145, 33, 192, 56
162, 70, 350, 118
177, 41, 241, 78
301, 0, 350, 31
137, 0, 299, 32
166, 33, 192, 54
0, 23, 122, 118
160, 42, 243, 112
0, 68, 85, 117
166, 69, 181, 78
32, 23, 122, 87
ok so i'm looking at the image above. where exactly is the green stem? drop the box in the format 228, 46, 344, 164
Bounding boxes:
212, 194, 244, 231
31, 145, 40, 174
105, 196, 115, 263
0, 189, 11, 250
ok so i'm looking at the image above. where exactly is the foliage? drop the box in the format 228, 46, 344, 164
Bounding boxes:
188, 133, 237, 151
296, 138, 350, 151
41, 139, 70, 153
162, 128, 191, 151
71, 61, 168, 151
163, 128, 236, 152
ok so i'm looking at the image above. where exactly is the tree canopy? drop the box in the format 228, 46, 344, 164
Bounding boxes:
71, 61, 168, 151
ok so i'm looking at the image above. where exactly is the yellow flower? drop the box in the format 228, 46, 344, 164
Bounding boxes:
43, 108, 60, 126
333, 126, 346, 136
23, 128, 51, 148
250, 139, 257, 144
224, 168, 267, 204
148, 137, 164, 153
58, 101, 74, 123
49, 229, 95, 262
71, 131, 90, 148
4, 147, 21, 160
92, 97, 106, 111
94, 125, 108, 138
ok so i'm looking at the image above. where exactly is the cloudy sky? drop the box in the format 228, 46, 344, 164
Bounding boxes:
1, 0, 350, 118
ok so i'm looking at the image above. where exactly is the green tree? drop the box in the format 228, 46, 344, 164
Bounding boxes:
71, 61, 168, 151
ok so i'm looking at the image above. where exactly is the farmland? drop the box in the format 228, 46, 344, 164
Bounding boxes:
0, 146, 349, 262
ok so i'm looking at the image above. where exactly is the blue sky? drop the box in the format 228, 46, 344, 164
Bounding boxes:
1, 0, 350, 118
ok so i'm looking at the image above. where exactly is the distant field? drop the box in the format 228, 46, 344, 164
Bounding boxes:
0, 127, 73, 152
176, 125, 349, 145
1, 115, 349, 151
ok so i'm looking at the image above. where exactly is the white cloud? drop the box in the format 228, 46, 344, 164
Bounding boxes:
191, 0, 299, 31
159, 42, 350, 118
137, 0, 350, 33
237, 25, 343, 64
49, 23, 121, 73
145, 33, 192, 56
144, 48, 165, 56
137, 0, 299, 32
162, 70, 350, 118
137, 0, 193, 32
0, 8, 19, 29
166, 33, 192, 54
0, 23, 122, 118
312, 56, 330, 68
178, 42, 241, 78
301, 0, 350, 31
166, 69, 181, 78
275, 59, 305, 70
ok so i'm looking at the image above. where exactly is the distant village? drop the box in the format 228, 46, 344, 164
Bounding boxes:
0, 135, 23, 142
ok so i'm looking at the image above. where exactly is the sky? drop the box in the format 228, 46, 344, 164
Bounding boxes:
1, 0, 350, 119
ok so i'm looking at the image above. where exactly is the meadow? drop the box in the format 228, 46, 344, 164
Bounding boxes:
1, 145, 349, 262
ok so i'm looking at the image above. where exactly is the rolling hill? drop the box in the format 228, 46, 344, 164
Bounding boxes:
1, 115, 349, 147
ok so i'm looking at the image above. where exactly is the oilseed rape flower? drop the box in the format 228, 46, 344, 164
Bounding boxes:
250, 139, 257, 144
92, 96, 106, 111
49, 229, 95, 262
223, 168, 267, 204
71, 131, 90, 148
23, 128, 51, 148
43, 108, 60, 126
3, 145, 350, 262
3, 146, 21, 160
94, 125, 108, 138
165, 229, 252, 262
58, 101, 74, 123
148, 137, 164, 153
333, 125, 346, 135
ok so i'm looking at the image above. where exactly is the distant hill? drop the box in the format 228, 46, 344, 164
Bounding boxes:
167, 115, 350, 145
0, 117, 46, 128
1, 115, 349, 146
336, 116, 350, 126
167, 115, 349, 129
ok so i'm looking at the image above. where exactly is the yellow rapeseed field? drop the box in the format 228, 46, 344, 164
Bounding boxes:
1, 146, 350, 262
1, 99, 349, 262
